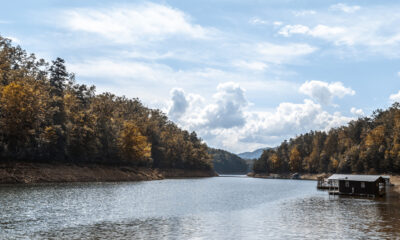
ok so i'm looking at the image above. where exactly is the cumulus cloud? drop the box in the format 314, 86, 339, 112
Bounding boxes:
60, 3, 212, 44
240, 100, 352, 140
350, 107, 364, 116
203, 82, 248, 129
330, 3, 361, 13
299, 80, 355, 105
167, 82, 248, 130
203, 99, 353, 152
168, 88, 189, 121
390, 90, 400, 103
170, 82, 354, 153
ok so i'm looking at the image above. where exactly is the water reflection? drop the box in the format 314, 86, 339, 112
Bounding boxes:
1, 178, 400, 239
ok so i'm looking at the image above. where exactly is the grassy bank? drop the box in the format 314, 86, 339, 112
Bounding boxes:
0, 162, 216, 184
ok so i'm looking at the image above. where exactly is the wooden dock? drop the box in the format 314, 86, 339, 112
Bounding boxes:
328, 190, 381, 198
317, 176, 338, 190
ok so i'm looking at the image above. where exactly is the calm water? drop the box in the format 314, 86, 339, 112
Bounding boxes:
1, 176, 400, 239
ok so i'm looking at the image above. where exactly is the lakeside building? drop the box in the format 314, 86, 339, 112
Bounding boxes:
317, 174, 389, 197
327, 174, 387, 197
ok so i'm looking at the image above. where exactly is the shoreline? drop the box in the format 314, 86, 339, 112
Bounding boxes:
247, 172, 325, 181
0, 162, 216, 184
248, 172, 400, 194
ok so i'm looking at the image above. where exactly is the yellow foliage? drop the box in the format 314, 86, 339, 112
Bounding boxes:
365, 125, 385, 148
330, 157, 339, 170
0, 81, 47, 134
118, 121, 152, 163
289, 146, 302, 172
270, 153, 279, 171
42, 126, 58, 143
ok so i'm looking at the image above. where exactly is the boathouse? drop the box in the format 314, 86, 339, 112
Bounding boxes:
330, 175, 386, 197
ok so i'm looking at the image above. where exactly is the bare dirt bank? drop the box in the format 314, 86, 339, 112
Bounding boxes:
0, 162, 216, 184
247, 172, 326, 180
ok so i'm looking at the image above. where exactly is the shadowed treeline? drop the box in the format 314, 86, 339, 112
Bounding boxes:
208, 148, 248, 174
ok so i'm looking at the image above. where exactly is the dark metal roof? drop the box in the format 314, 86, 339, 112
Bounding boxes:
327, 174, 385, 182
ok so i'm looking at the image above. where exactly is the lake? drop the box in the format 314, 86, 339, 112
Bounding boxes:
1, 176, 400, 239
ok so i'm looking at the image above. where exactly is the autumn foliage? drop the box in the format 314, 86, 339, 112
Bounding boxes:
0, 36, 212, 170
254, 104, 400, 174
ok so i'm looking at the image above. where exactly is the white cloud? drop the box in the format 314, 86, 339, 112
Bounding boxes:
292, 10, 316, 16
308, 25, 346, 41
390, 90, 400, 103
330, 3, 361, 13
299, 80, 355, 105
168, 88, 189, 121
277, 7, 400, 56
68, 59, 174, 82
167, 82, 248, 131
203, 82, 249, 129
397, 72, 400, 77
233, 60, 268, 71
205, 99, 352, 152
170, 83, 353, 153
249, 17, 268, 25
273, 21, 283, 26
67, 58, 299, 102
350, 107, 364, 116
61, 3, 212, 44
241, 100, 352, 138
256, 42, 317, 64
278, 25, 310, 37
278, 24, 347, 43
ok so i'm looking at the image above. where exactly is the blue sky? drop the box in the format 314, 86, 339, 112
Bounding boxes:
2, 0, 400, 153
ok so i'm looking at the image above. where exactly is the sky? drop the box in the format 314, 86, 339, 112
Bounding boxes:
1, 0, 400, 153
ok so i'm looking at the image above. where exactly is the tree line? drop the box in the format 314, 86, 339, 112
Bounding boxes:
254, 103, 400, 174
0, 36, 212, 170
208, 148, 248, 174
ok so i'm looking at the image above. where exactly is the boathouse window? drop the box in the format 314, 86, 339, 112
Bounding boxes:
361, 182, 365, 188
345, 181, 349, 188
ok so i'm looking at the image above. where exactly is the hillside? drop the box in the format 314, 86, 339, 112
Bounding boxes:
0, 36, 214, 179
238, 147, 270, 160
253, 104, 400, 174
208, 148, 248, 174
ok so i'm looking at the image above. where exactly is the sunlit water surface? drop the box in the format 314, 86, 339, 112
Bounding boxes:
1, 176, 400, 239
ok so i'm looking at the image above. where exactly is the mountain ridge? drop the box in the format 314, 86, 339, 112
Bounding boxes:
238, 147, 271, 160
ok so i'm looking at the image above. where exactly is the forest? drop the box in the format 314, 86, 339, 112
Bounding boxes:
208, 148, 248, 174
253, 103, 400, 174
0, 36, 213, 171
7, 34, 400, 176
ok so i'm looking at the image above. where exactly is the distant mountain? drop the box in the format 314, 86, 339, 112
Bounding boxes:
238, 148, 270, 160
208, 148, 248, 174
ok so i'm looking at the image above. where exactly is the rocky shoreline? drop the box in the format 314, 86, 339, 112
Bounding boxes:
0, 162, 217, 184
